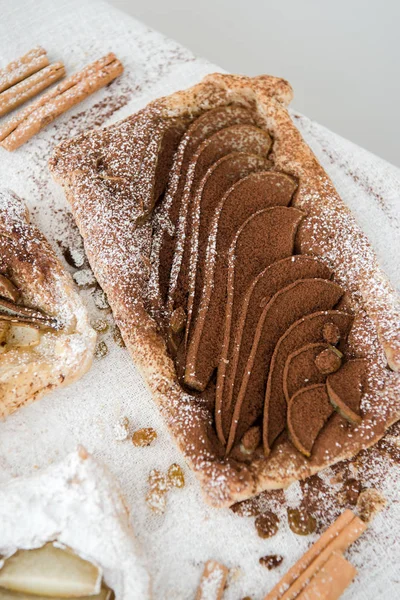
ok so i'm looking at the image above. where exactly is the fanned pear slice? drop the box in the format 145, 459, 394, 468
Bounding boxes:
216, 256, 332, 445
134, 116, 189, 216
287, 384, 334, 457
167, 123, 272, 313
184, 206, 303, 391
154, 105, 258, 306
283, 342, 330, 403
263, 311, 354, 455
188, 171, 297, 361
0, 585, 112, 599
226, 279, 343, 453
181, 152, 271, 349
0, 544, 101, 597
0, 274, 19, 302
327, 359, 368, 424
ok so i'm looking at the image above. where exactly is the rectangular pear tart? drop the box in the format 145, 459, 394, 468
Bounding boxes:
50, 74, 400, 507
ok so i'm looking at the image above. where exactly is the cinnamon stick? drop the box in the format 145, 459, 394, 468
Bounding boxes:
296, 552, 357, 600
0, 62, 65, 117
0, 53, 123, 151
0, 47, 49, 94
196, 560, 229, 600
264, 510, 366, 600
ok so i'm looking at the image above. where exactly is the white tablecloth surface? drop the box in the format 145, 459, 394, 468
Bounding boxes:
0, 1, 399, 598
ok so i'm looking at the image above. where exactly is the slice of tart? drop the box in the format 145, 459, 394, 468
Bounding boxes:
0, 190, 95, 418
50, 73, 400, 508
0, 448, 151, 599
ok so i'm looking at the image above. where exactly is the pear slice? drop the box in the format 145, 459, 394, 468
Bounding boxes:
0, 275, 19, 302
6, 325, 40, 348
226, 279, 344, 453
156, 105, 257, 306
327, 359, 367, 425
0, 544, 101, 597
185, 206, 303, 391
217, 256, 332, 446
263, 311, 354, 455
0, 585, 112, 599
287, 384, 334, 457
167, 123, 273, 314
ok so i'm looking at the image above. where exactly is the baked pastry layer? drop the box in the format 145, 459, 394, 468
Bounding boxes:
0, 189, 96, 417
0, 447, 151, 599
50, 74, 400, 507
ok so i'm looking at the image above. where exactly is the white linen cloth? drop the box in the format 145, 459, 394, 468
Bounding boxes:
0, 1, 399, 598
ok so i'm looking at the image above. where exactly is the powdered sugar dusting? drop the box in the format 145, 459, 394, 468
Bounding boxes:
0, 0, 399, 598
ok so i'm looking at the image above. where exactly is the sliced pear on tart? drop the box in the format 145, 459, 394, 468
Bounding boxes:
184, 206, 303, 391
217, 256, 332, 445
155, 104, 259, 305
226, 279, 343, 453
283, 342, 330, 404
263, 311, 354, 455
287, 383, 334, 457
327, 359, 368, 425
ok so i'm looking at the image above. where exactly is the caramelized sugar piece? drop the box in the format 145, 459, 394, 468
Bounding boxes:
226, 279, 343, 453
185, 206, 303, 392
287, 384, 334, 457
327, 359, 368, 425
259, 555, 283, 570
132, 427, 157, 447
0, 543, 100, 597
283, 342, 329, 404
168, 463, 185, 488
167, 124, 273, 313
255, 512, 279, 538
287, 507, 317, 535
217, 256, 332, 445
263, 311, 354, 455
181, 152, 271, 349
156, 105, 259, 305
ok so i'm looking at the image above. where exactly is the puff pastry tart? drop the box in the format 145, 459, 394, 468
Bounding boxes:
0, 189, 95, 418
50, 74, 400, 507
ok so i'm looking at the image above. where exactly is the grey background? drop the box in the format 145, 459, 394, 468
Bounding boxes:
109, 0, 399, 167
